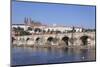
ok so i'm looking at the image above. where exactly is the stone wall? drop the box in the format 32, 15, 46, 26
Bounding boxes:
12, 32, 95, 47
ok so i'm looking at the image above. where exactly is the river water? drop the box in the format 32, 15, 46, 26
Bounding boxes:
11, 47, 95, 66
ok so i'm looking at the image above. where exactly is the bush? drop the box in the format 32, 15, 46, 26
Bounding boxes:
20, 31, 31, 36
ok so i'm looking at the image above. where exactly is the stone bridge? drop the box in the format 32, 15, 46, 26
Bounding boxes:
12, 32, 95, 47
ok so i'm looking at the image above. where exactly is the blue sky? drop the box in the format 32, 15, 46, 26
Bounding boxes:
12, 1, 96, 29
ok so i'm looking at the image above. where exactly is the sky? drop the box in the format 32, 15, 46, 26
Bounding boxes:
12, 1, 96, 29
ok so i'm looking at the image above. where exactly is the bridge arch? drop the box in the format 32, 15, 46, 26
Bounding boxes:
26, 37, 30, 41
12, 37, 16, 43
47, 37, 54, 42
80, 35, 91, 46
62, 36, 69, 46
35, 37, 41, 42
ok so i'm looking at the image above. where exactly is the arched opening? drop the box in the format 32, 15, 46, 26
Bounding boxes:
36, 37, 40, 42
26, 38, 30, 41
12, 37, 15, 43
62, 36, 69, 46
47, 37, 54, 42
80, 36, 89, 46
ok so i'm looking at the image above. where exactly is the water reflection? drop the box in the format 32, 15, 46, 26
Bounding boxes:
11, 47, 95, 66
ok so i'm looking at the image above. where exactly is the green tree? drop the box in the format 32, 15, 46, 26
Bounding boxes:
27, 27, 32, 31
34, 28, 41, 33
55, 30, 61, 34
20, 31, 31, 36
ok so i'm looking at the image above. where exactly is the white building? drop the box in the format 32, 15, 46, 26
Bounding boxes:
12, 24, 83, 34
44, 26, 72, 32
12, 24, 30, 31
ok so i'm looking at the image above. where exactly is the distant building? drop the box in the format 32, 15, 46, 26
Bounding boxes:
12, 18, 83, 35
12, 24, 83, 34
12, 24, 30, 31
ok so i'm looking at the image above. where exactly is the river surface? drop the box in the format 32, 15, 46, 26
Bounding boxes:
11, 47, 95, 66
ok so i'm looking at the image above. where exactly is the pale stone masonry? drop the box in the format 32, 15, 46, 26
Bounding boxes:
12, 32, 95, 47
